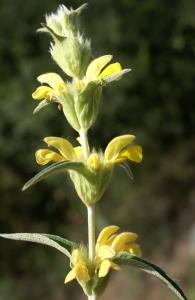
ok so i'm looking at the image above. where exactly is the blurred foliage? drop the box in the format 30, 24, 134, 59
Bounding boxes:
0, 0, 195, 299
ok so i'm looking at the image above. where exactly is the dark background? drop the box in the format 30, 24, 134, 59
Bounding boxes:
0, 0, 195, 299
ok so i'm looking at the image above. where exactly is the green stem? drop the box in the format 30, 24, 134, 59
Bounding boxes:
87, 205, 97, 300
79, 129, 97, 298
79, 128, 90, 160
88, 294, 97, 300
87, 205, 96, 261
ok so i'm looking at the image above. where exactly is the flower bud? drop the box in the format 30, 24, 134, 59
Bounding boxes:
45, 4, 87, 38
87, 153, 101, 171
39, 4, 91, 79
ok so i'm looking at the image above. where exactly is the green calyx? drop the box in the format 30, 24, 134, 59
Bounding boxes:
59, 81, 102, 132
69, 166, 112, 206
22, 160, 112, 206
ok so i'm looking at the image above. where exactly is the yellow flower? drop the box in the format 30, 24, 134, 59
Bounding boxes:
31, 55, 130, 131
36, 136, 102, 171
32, 55, 129, 102
36, 134, 142, 168
32, 55, 129, 103
35, 136, 81, 165
84, 54, 130, 84
65, 225, 141, 285
32, 73, 66, 101
65, 249, 90, 284
95, 225, 142, 278
35, 135, 142, 205
104, 134, 143, 166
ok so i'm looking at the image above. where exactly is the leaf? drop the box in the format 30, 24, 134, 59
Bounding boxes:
44, 234, 78, 253
116, 253, 187, 300
119, 162, 134, 180
0, 233, 71, 257
102, 68, 131, 84
75, 3, 88, 15
22, 161, 91, 191
33, 100, 50, 114
37, 23, 64, 41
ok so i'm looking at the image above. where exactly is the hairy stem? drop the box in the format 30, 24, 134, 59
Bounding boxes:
87, 205, 97, 299
80, 129, 97, 298
87, 205, 96, 261
88, 294, 97, 300
79, 128, 90, 160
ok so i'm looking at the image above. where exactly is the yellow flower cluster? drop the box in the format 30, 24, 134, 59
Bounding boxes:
30, 5, 143, 207
36, 134, 142, 170
32, 54, 128, 103
32, 55, 130, 131
65, 225, 141, 284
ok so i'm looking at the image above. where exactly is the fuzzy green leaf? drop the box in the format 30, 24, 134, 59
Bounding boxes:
116, 253, 187, 300
44, 234, 78, 252
22, 161, 91, 191
0, 233, 71, 257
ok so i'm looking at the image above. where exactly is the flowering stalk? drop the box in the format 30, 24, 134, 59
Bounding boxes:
81, 128, 97, 298
0, 3, 188, 300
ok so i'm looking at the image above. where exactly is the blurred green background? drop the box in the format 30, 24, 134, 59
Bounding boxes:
0, 0, 195, 299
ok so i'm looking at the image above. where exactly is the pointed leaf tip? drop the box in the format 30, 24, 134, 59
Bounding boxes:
22, 161, 91, 191
0, 233, 71, 257
116, 253, 188, 300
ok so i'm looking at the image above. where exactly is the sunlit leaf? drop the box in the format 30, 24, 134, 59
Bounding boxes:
44, 234, 78, 252
116, 253, 187, 300
22, 161, 91, 191
0, 233, 71, 257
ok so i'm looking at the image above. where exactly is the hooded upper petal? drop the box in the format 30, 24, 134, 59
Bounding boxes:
44, 137, 76, 160
96, 225, 120, 246
104, 135, 135, 164
37, 72, 66, 92
111, 232, 138, 253
85, 55, 113, 82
